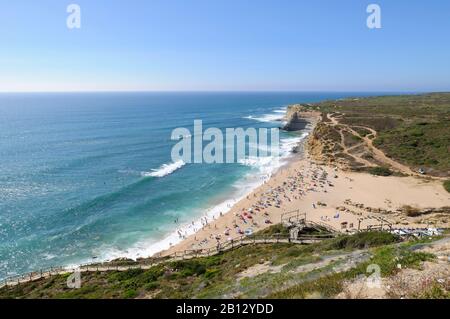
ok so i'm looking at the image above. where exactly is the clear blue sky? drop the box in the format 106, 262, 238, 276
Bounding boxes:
1, 0, 449, 92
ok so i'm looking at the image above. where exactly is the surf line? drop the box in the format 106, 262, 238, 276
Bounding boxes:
171, 120, 280, 164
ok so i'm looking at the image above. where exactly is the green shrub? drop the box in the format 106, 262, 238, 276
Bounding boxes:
410, 128, 424, 137
284, 246, 304, 257
351, 135, 362, 142
122, 289, 138, 299
325, 232, 399, 250
399, 250, 435, 269
269, 271, 346, 299
401, 205, 422, 217
368, 166, 393, 176
109, 269, 143, 282
444, 180, 450, 193
255, 224, 290, 236
172, 260, 207, 277
204, 268, 221, 279
202, 255, 222, 267
415, 283, 450, 299
142, 266, 165, 282
144, 282, 160, 291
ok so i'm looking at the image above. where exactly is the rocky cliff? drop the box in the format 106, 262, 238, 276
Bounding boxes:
283, 104, 319, 131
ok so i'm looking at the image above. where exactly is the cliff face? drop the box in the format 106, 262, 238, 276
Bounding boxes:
283, 104, 320, 131
283, 106, 335, 165
306, 122, 333, 165
283, 105, 308, 131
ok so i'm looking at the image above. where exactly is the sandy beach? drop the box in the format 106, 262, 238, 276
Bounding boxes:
162, 120, 450, 257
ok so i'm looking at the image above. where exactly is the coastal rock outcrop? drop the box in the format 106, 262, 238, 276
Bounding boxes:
282, 104, 310, 131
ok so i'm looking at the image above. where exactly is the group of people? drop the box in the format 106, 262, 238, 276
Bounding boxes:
181, 161, 339, 251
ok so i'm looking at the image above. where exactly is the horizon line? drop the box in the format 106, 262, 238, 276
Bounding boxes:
0, 89, 438, 94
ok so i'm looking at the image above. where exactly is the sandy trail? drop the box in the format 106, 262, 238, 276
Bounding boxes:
326, 113, 435, 178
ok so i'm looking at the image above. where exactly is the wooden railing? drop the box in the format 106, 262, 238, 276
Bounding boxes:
281, 210, 306, 225
0, 233, 332, 289
280, 210, 340, 234
306, 220, 340, 233
2, 222, 401, 289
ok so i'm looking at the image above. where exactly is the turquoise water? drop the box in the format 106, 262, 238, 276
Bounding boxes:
0, 92, 373, 278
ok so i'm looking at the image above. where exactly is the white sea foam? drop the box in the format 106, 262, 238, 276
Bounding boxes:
91, 193, 255, 262
141, 160, 186, 178
273, 107, 287, 113
238, 156, 274, 169
280, 132, 309, 155
244, 113, 283, 123
244, 107, 289, 123
239, 132, 309, 178
41, 253, 57, 261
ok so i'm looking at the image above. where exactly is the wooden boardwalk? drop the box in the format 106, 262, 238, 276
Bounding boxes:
0, 234, 332, 289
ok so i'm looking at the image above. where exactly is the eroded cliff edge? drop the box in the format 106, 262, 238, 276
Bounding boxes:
283, 104, 320, 131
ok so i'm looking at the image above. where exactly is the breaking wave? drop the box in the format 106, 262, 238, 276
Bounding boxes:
141, 160, 186, 178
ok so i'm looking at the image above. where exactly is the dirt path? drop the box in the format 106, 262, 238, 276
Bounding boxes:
337, 126, 375, 167
351, 125, 417, 176
325, 113, 423, 177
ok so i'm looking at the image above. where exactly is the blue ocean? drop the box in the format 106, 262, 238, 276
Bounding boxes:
0, 92, 373, 279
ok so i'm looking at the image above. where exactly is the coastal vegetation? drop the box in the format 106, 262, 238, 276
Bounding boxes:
444, 180, 450, 193
374, 121, 449, 174
1, 230, 446, 299
401, 205, 422, 217
304, 93, 450, 177
367, 166, 393, 176
269, 243, 436, 299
